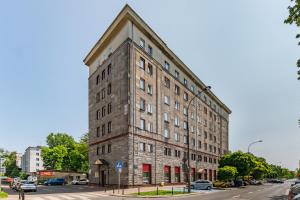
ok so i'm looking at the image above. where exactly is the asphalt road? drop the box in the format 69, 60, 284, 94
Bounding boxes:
3, 181, 292, 200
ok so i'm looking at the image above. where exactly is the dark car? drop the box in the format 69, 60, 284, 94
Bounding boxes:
44, 178, 65, 186
268, 179, 284, 184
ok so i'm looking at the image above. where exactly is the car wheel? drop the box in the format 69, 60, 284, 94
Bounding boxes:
207, 186, 212, 190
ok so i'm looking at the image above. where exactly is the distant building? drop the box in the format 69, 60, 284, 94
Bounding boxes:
0, 157, 6, 174
21, 146, 44, 174
16, 153, 22, 168
84, 5, 231, 186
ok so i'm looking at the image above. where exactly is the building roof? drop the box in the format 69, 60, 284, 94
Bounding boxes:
83, 4, 231, 114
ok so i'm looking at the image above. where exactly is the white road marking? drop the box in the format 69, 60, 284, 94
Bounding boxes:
56, 194, 76, 200
232, 195, 240, 198
68, 194, 90, 200
43, 196, 61, 200
31, 197, 45, 200
248, 191, 253, 194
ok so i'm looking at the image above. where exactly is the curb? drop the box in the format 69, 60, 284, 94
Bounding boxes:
109, 193, 198, 198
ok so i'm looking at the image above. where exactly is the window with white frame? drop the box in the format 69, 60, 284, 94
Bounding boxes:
192, 138, 195, 146
139, 142, 146, 152
147, 104, 153, 114
147, 84, 153, 95
140, 57, 145, 70
183, 107, 188, 116
183, 121, 187, 130
140, 78, 145, 90
140, 98, 145, 111
164, 112, 169, 122
140, 38, 145, 48
184, 78, 188, 86
174, 116, 180, 126
140, 118, 145, 130
190, 85, 195, 92
148, 45, 153, 56
164, 95, 170, 105
175, 70, 179, 79
147, 144, 153, 153
147, 64, 153, 75
175, 132, 180, 142
164, 61, 170, 71
191, 126, 195, 133
175, 101, 180, 110
175, 85, 180, 95
164, 129, 170, 138
183, 92, 188, 101
183, 135, 188, 144
147, 122, 153, 132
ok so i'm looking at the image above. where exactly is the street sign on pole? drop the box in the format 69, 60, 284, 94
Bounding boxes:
115, 161, 123, 194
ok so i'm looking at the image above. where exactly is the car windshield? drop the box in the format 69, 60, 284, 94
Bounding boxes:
25, 181, 35, 184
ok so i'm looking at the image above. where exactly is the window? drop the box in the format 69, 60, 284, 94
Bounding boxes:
192, 138, 196, 146
107, 83, 112, 95
96, 75, 100, 85
108, 144, 111, 153
204, 156, 207, 162
148, 45, 153, 56
147, 122, 153, 132
140, 98, 145, 111
183, 121, 187, 130
191, 154, 196, 161
204, 143, 207, 150
191, 126, 195, 133
102, 124, 105, 136
101, 106, 105, 117
147, 64, 153, 75
102, 145, 105, 154
140, 119, 146, 130
164, 113, 169, 122
184, 78, 188, 86
140, 143, 146, 152
139, 79, 145, 91
198, 140, 202, 149
164, 95, 170, 105
164, 61, 170, 71
183, 107, 188, 116
36, 158, 39, 161
107, 64, 111, 75
140, 57, 145, 70
164, 148, 171, 156
204, 131, 208, 139
183, 135, 188, 144
108, 121, 112, 133
101, 88, 106, 99
96, 127, 100, 137
214, 146, 217, 153
140, 38, 145, 48
183, 92, 188, 101
174, 116, 180, 126
97, 147, 100, 155
175, 101, 180, 110
107, 102, 112, 114
209, 134, 212, 141
36, 152, 40, 156
147, 144, 153, 153
198, 155, 202, 161
175, 70, 179, 79
102, 69, 106, 80
190, 85, 195, 92
164, 129, 169, 138
175, 133, 180, 142
175, 85, 180, 95
214, 136, 217, 143
147, 104, 153, 114
147, 84, 153, 95
96, 92, 100, 103
96, 110, 100, 120
174, 150, 181, 157
164, 77, 170, 88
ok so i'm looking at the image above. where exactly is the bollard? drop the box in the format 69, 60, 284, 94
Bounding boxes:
172, 187, 173, 195
113, 187, 115, 194
183, 187, 185, 194
156, 186, 159, 195
138, 187, 140, 195
122, 188, 124, 195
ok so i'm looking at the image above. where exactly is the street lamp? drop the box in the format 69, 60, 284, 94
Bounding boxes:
247, 140, 263, 153
187, 85, 211, 193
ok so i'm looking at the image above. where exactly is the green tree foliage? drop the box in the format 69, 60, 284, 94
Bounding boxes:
3, 152, 21, 178
42, 133, 89, 172
285, 0, 300, 80
218, 166, 238, 181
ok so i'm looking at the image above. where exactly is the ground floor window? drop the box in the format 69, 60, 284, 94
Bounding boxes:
209, 169, 213, 181
164, 165, 171, 183
143, 164, 151, 184
175, 167, 180, 182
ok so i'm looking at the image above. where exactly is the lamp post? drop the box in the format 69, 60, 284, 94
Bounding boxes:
247, 140, 263, 153
187, 86, 211, 193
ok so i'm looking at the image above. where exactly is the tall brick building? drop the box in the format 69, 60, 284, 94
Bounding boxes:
84, 5, 231, 186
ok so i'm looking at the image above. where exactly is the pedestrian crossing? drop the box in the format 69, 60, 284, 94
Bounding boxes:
27, 192, 109, 200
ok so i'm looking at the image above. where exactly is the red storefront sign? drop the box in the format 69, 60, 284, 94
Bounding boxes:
143, 164, 151, 172
39, 171, 54, 177
164, 166, 170, 172
175, 167, 180, 173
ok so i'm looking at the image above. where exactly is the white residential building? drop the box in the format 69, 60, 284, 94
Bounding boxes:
21, 146, 44, 174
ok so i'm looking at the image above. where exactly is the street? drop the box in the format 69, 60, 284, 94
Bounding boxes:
3, 181, 292, 200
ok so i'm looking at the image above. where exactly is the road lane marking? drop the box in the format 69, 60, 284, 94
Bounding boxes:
43, 196, 61, 200
56, 194, 76, 200
248, 192, 253, 194
68, 194, 90, 200
233, 195, 240, 198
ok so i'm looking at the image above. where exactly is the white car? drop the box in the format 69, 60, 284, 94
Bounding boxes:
20, 181, 37, 192
71, 179, 89, 185
190, 180, 213, 190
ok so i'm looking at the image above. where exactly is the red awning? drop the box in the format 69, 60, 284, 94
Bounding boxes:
175, 167, 180, 173
143, 164, 151, 172
164, 166, 170, 172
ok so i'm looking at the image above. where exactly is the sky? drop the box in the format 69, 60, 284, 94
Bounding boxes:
0, 1, 299, 170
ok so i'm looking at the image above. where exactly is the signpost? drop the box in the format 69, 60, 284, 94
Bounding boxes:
115, 161, 123, 194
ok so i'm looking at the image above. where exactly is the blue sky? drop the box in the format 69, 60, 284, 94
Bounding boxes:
0, 1, 299, 170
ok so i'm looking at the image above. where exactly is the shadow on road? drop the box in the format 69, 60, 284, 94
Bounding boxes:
269, 195, 288, 200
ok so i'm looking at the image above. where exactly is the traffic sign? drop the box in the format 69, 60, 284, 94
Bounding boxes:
115, 160, 123, 170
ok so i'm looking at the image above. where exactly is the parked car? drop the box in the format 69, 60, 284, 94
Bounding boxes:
267, 179, 284, 184
292, 180, 300, 186
190, 180, 213, 190
44, 178, 66, 186
16, 180, 27, 191
288, 183, 300, 200
293, 193, 300, 200
20, 181, 37, 192
250, 179, 263, 185
234, 179, 244, 187
71, 179, 89, 185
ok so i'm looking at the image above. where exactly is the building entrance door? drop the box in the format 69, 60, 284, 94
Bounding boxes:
101, 170, 106, 186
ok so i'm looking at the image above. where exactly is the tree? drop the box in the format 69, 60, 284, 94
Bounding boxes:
47, 133, 76, 149
285, 0, 300, 80
219, 151, 256, 178
218, 166, 238, 181
3, 152, 21, 178
41, 146, 68, 170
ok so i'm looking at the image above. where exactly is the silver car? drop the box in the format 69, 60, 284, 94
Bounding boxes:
20, 181, 37, 192
190, 180, 213, 190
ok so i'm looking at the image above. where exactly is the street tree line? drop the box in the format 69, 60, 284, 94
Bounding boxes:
217, 151, 296, 182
